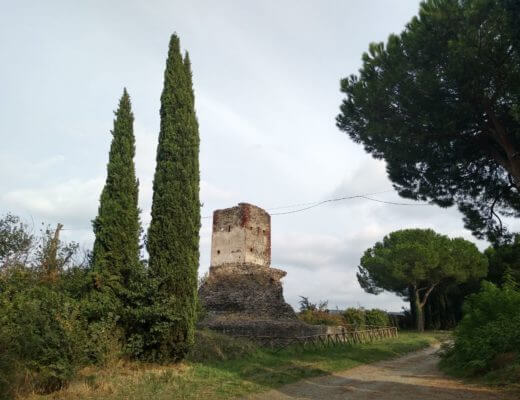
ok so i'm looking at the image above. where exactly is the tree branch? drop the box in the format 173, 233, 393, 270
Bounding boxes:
419, 282, 438, 308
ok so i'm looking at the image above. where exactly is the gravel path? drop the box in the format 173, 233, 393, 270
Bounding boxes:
245, 345, 512, 400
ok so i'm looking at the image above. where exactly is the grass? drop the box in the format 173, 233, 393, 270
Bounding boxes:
23, 331, 437, 400
439, 342, 520, 395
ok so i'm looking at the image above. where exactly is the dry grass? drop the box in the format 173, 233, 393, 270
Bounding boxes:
22, 332, 436, 400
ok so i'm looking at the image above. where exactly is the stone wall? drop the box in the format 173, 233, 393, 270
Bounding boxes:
211, 203, 271, 267
199, 262, 295, 319
200, 202, 322, 340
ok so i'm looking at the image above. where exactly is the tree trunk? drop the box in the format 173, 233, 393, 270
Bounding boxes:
415, 295, 425, 332
485, 104, 520, 187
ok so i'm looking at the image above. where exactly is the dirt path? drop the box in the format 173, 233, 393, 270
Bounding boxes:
245, 345, 512, 400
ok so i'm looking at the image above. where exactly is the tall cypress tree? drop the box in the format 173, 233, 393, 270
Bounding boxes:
147, 34, 200, 361
92, 89, 142, 305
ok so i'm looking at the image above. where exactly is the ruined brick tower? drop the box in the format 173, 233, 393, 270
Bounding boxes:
198, 202, 326, 338
210, 203, 271, 268
199, 204, 296, 322
198, 203, 331, 338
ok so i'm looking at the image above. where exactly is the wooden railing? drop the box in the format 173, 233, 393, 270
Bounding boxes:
233, 326, 398, 352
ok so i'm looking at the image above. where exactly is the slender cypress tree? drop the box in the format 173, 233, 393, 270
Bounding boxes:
92, 89, 142, 304
147, 34, 200, 360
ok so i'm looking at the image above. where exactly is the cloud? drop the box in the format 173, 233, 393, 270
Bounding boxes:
2, 177, 104, 229
273, 232, 343, 270
272, 228, 408, 311
201, 180, 236, 204
0, 154, 67, 187
331, 159, 393, 199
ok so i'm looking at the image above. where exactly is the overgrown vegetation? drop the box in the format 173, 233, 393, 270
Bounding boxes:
24, 331, 436, 400
297, 297, 391, 328
0, 33, 202, 398
441, 279, 520, 386
0, 216, 103, 398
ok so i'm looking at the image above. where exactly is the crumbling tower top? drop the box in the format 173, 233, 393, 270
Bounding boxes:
210, 203, 271, 267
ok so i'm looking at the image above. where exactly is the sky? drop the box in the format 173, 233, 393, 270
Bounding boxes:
2, 0, 510, 312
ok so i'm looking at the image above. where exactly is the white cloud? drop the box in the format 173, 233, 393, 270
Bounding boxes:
272, 228, 408, 311
2, 177, 103, 229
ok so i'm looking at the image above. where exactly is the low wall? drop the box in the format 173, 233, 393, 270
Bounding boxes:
199, 316, 327, 338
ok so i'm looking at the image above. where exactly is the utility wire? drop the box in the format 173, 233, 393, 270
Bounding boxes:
265, 189, 394, 210
269, 193, 430, 216
201, 190, 431, 219
40, 190, 432, 228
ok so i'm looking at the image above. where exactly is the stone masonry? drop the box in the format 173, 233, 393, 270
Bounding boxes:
211, 202, 271, 267
198, 203, 324, 338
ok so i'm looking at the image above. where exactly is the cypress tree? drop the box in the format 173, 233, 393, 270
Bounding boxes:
147, 34, 200, 361
92, 89, 142, 309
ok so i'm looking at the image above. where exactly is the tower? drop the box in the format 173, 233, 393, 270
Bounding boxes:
199, 202, 324, 339
210, 203, 271, 267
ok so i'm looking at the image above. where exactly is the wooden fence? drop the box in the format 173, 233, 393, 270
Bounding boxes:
233, 326, 398, 352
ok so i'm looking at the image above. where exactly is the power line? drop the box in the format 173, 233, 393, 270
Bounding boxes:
265, 189, 394, 210
201, 190, 431, 219
269, 193, 430, 216
31, 190, 432, 229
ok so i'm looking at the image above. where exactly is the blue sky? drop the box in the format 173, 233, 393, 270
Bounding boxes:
2, 0, 507, 311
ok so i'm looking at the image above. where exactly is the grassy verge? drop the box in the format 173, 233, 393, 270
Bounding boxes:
439, 343, 520, 394
24, 331, 437, 400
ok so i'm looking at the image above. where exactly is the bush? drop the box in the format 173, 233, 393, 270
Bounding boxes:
0, 282, 88, 396
0, 266, 122, 399
365, 309, 390, 327
441, 281, 520, 376
343, 308, 366, 328
298, 310, 344, 326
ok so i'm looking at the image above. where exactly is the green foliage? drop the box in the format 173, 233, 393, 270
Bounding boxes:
146, 34, 200, 361
442, 281, 520, 377
485, 234, 520, 285
91, 89, 143, 332
337, 0, 520, 243
358, 229, 488, 331
298, 296, 328, 312
0, 222, 121, 399
299, 310, 345, 326
342, 308, 366, 328
0, 213, 32, 269
298, 306, 391, 328
364, 309, 390, 327
0, 271, 88, 396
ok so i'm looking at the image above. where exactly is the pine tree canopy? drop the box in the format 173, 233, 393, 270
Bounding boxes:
358, 228, 488, 331
92, 88, 141, 293
337, 0, 520, 243
147, 34, 200, 361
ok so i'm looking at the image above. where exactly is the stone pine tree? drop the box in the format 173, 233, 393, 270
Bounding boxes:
336, 0, 520, 243
91, 89, 142, 315
147, 34, 200, 361
357, 229, 488, 331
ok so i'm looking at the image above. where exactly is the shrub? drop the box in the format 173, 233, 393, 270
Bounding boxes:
298, 310, 344, 326
0, 282, 88, 396
0, 265, 121, 398
298, 296, 328, 312
365, 309, 390, 327
441, 281, 520, 375
343, 308, 366, 328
